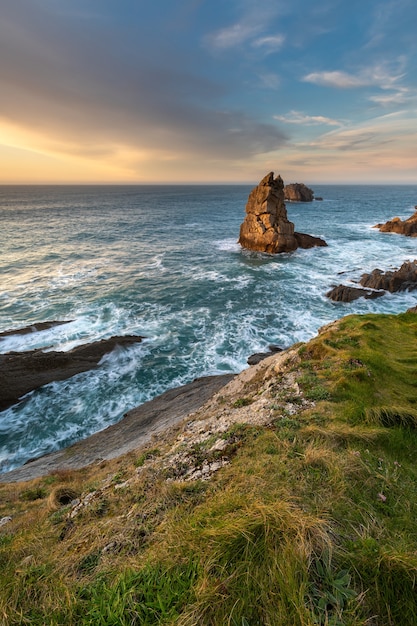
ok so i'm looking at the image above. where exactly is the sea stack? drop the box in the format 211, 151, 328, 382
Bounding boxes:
238, 172, 327, 253
284, 182, 314, 202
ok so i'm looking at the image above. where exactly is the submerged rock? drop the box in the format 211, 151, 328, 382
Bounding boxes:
374, 210, 417, 237
0, 335, 144, 411
238, 172, 327, 253
284, 183, 314, 202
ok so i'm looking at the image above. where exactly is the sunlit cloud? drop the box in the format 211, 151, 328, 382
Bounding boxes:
303, 62, 405, 90
274, 111, 343, 126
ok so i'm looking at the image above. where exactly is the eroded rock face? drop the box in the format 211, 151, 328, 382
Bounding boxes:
326, 260, 417, 302
238, 172, 327, 253
284, 183, 314, 202
374, 210, 417, 236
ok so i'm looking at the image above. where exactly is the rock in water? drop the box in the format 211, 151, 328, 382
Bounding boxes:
238, 172, 327, 253
284, 183, 314, 202
374, 210, 417, 236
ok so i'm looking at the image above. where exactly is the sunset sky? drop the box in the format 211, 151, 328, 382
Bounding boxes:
1, 0, 416, 184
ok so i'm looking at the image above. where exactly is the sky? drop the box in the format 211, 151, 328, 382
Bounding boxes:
0, 0, 416, 184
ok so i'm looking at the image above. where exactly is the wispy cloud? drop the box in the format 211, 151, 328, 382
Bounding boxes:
302, 61, 405, 91
274, 110, 343, 126
302, 70, 368, 89
251, 34, 285, 53
205, 21, 261, 50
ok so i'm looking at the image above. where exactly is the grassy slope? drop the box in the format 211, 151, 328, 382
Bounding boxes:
2, 312, 417, 625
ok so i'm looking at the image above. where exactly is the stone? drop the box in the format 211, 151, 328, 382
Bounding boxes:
284, 183, 314, 202
374, 210, 417, 236
326, 260, 417, 302
0, 320, 73, 338
238, 172, 327, 253
326, 285, 385, 302
360, 261, 417, 293
0, 335, 144, 411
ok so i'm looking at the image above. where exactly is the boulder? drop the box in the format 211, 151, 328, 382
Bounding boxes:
326, 285, 385, 302
0, 335, 144, 411
284, 183, 314, 202
247, 344, 283, 365
238, 172, 327, 253
374, 210, 417, 236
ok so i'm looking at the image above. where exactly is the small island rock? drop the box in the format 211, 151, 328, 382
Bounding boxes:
238, 172, 327, 254
374, 210, 417, 237
284, 183, 314, 202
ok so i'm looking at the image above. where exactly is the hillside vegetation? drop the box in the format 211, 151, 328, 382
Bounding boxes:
1, 311, 417, 625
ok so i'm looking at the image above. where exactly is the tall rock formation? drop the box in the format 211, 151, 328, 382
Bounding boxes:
238, 172, 327, 254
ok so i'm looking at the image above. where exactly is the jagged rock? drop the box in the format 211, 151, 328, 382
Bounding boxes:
374, 210, 417, 236
326, 285, 385, 302
360, 261, 417, 292
326, 260, 417, 302
0, 335, 144, 411
238, 172, 327, 253
284, 183, 314, 202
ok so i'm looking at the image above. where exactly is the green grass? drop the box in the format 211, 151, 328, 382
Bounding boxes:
2, 311, 417, 624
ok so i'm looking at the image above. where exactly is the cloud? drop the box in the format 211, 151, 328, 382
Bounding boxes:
302, 61, 406, 91
0, 1, 287, 178
252, 34, 285, 53
274, 111, 343, 126
302, 71, 368, 89
205, 21, 261, 50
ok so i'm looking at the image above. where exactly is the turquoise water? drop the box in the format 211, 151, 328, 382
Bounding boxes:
1, 184, 417, 471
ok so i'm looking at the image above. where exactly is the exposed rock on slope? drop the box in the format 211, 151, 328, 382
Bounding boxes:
374, 209, 417, 236
238, 172, 327, 253
0, 335, 144, 411
284, 182, 314, 202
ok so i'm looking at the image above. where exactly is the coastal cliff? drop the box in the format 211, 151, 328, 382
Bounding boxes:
2, 311, 417, 624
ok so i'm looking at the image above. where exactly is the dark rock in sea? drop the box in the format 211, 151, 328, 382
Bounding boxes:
238, 172, 327, 253
326, 260, 417, 302
294, 232, 328, 249
0, 320, 73, 338
247, 344, 284, 365
284, 183, 314, 202
360, 261, 417, 292
315, 197, 323, 201
326, 285, 385, 302
374, 210, 417, 237
0, 335, 144, 412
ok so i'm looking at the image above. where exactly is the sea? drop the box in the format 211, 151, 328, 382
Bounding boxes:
1, 183, 417, 473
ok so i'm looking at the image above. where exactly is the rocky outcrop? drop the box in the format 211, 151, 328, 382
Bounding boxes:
284, 183, 314, 202
326, 285, 385, 302
0, 320, 72, 338
360, 261, 417, 292
247, 344, 283, 365
0, 335, 144, 412
238, 172, 327, 253
374, 210, 417, 236
327, 260, 417, 302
